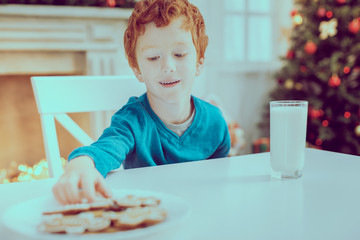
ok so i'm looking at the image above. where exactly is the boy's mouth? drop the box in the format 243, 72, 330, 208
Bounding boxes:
159, 80, 180, 87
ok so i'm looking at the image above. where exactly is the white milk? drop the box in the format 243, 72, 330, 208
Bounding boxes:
270, 104, 307, 177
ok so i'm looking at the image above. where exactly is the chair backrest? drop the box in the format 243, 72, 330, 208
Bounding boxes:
31, 75, 146, 178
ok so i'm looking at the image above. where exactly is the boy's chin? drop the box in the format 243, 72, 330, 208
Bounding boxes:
161, 92, 192, 104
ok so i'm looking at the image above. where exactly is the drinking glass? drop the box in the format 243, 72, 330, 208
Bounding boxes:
270, 100, 308, 179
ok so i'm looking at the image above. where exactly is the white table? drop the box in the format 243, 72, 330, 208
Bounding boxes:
1, 148, 360, 240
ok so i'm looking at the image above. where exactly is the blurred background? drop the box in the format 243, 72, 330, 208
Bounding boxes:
1, 0, 359, 182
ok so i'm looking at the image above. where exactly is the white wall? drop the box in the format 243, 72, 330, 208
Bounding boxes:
190, 0, 294, 154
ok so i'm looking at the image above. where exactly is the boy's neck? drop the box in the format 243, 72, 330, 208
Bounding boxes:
148, 95, 194, 124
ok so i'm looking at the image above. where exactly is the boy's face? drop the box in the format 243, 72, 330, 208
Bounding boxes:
133, 16, 204, 105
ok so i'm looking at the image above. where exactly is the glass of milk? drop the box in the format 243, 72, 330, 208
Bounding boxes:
270, 100, 308, 179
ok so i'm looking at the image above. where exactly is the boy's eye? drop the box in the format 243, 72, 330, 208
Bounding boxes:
174, 53, 187, 58
147, 56, 160, 61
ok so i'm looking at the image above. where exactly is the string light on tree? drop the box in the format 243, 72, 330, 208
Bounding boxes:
295, 82, 303, 90
284, 79, 294, 89
291, 10, 303, 26
355, 124, 360, 137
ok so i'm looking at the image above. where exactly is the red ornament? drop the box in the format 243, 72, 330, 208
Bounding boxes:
290, 9, 298, 17
316, 138, 323, 146
286, 50, 295, 60
344, 111, 351, 119
326, 11, 333, 19
343, 67, 350, 74
349, 18, 360, 34
310, 108, 324, 119
336, 0, 346, 4
328, 74, 341, 87
300, 65, 308, 73
304, 41, 317, 55
317, 8, 326, 18
107, 0, 116, 7
322, 120, 329, 127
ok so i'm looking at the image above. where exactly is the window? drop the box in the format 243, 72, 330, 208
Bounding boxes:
222, 0, 275, 71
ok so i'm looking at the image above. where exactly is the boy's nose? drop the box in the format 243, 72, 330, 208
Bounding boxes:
161, 57, 176, 73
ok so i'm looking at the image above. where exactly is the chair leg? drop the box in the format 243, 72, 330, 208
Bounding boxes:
40, 114, 64, 178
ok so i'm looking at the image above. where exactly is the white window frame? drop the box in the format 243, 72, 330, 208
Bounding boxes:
204, 0, 285, 74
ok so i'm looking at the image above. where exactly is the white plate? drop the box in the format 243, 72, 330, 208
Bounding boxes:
1, 189, 191, 240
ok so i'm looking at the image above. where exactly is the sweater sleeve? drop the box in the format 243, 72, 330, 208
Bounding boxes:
68, 110, 136, 178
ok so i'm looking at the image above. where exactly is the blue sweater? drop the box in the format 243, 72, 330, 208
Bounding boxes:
69, 93, 230, 177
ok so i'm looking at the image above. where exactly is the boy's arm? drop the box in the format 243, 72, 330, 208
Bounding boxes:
209, 129, 231, 159
68, 112, 137, 177
208, 105, 231, 159
52, 105, 139, 205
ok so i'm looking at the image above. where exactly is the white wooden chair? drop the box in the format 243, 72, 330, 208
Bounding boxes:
31, 75, 145, 178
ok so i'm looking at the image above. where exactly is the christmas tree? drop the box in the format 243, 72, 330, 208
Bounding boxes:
260, 0, 360, 155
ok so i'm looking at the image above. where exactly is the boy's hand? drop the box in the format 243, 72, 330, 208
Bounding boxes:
52, 156, 112, 205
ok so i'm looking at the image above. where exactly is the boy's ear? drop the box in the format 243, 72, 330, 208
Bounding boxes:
133, 68, 144, 82
196, 58, 205, 76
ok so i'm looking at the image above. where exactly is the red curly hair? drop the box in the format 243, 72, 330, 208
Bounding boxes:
124, 0, 208, 70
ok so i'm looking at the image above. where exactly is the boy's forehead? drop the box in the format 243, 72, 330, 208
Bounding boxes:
142, 16, 188, 34
140, 42, 188, 52
137, 17, 193, 50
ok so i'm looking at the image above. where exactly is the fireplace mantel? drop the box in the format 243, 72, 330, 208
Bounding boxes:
0, 4, 136, 139
0, 4, 133, 19
0, 4, 133, 75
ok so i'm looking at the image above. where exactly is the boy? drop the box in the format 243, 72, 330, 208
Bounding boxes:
53, 0, 231, 205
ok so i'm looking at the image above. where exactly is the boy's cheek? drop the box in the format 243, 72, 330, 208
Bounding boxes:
133, 68, 144, 82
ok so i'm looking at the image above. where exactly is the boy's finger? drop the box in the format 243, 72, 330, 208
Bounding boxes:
59, 174, 82, 204
53, 177, 77, 205
80, 177, 96, 203
67, 181, 81, 204
53, 186, 67, 205
96, 178, 112, 198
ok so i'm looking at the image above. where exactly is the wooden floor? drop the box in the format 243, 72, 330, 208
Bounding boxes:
0, 75, 90, 169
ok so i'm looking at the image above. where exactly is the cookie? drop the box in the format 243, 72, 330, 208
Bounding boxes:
43, 198, 114, 215
39, 194, 167, 234
113, 206, 167, 230
37, 212, 111, 234
42, 203, 91, 216
114, 195, 161, 208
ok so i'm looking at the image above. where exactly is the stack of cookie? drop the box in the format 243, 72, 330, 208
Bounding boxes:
37, 195, 167, 234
